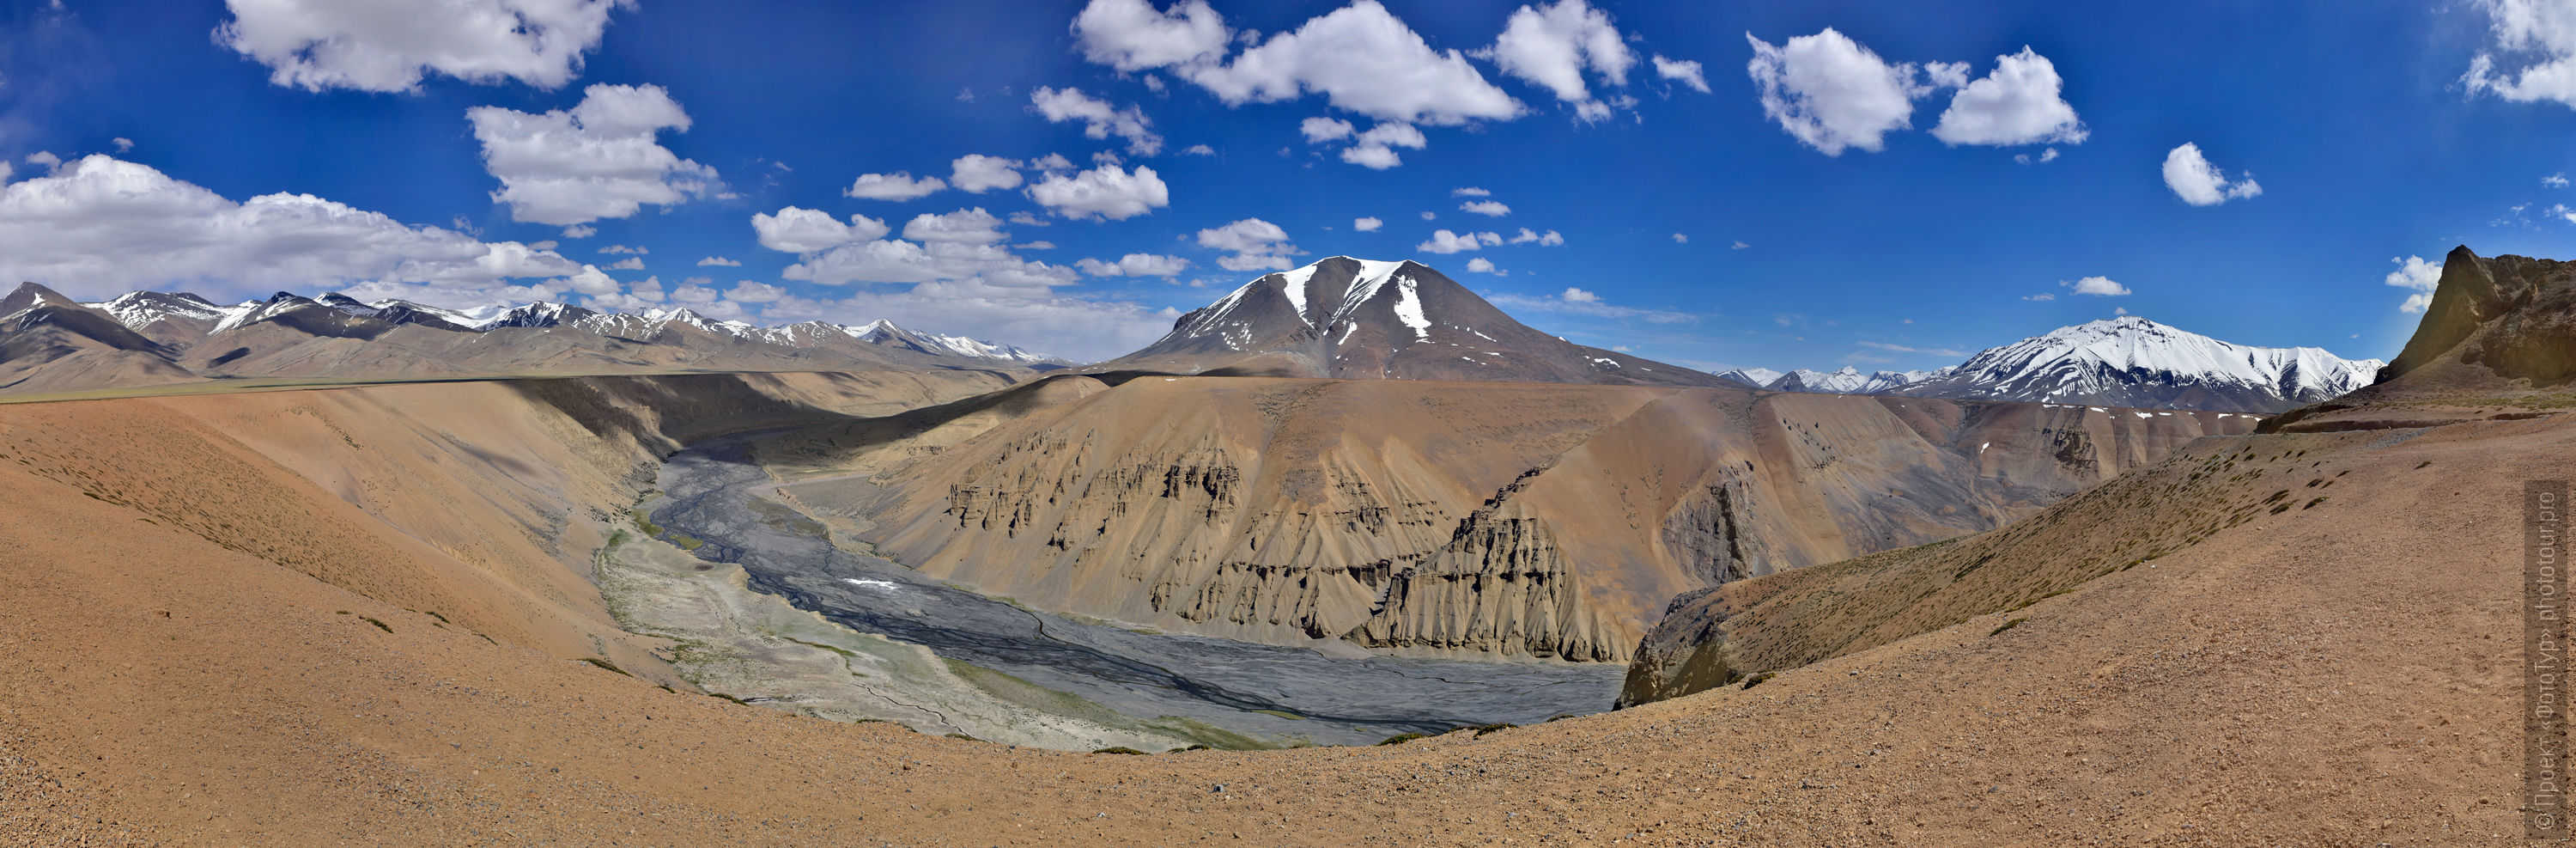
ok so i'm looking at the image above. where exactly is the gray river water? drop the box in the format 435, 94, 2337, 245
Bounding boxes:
647, 439, 1624, 747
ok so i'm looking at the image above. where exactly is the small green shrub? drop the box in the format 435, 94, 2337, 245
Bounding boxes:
1739, 671, 1778, 690
1093, 747, 1150, 755
577, 657, 631, 677
1468, 723, 1516, 737
1989, 617, 2028, 637
359, 616, 392, 633
1374, 734, 1430, 747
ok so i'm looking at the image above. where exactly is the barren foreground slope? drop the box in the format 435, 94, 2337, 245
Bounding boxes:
0, 375, 2543, 845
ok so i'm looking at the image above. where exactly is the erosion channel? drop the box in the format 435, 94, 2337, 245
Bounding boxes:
639, 436, 1623, 750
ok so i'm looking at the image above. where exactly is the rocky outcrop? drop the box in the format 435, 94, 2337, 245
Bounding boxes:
2269, 247, 2576, 432
1661, 475, 1779, 585
1342, 471, 1624, 661
782, 377, 2253, 663
1617, 421, 2415, 708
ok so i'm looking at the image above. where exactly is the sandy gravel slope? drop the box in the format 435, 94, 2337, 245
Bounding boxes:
0, 385, 2548, 845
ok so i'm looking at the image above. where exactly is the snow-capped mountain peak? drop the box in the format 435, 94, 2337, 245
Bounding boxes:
92, 290, 236, 329
1099, 256, 1742, 388
1731, 316, 2379, 412
848, 318, 1060, 363
1716, 367, 1783, 388
1931, 316, 2383, 406
1770, 366, 1946, 394
66, 285, 1064, 368
1177, 256, 1427, 349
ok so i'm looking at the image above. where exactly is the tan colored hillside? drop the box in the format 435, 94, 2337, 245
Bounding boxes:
0, 375, 2541, 845
0, 370, 1006, 677
2, 241, 2555, 842
765, 375, 2250, 662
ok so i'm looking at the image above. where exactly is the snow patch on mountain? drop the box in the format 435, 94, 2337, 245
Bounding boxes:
1941, 317, 2380, 401
81, 287, 1061, 366
1391, 278, 1430, 341
1739, 317, 2383, 412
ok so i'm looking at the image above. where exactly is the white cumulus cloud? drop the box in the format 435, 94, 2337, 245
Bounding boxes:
1300, 116, 1356, 143
0, 154, 584, 304
1930, 47, 2087, 147
2464, 0, 2576, 107
1652, 55, 1709, 93
750, 206, 890, 253
215, 0, 631, 93
1509, 228, 1564, 246
1077, 253, 1192, 278
2161, 143, 2262, 206
1179, 1, 1521, 125
1031, 87, 1163, 156
467, 83, 719, 226
1746, 27, 1953, 156
950, 155, 1024, 193
1024, 164, 1170, 221
1465, 257, 1504, 275
2387, 254, 2442, 314
1460, 199, 1510, 217
1354, 217, 1382, 232
1196, 217, 1301, 271
726, 280, 787, 302
2066, 276, 2130, 296
845, 172, 947, 201
1071, 0, 1230, 72
781, 240, 1077, 289
1486, 0, 1634, 119
1339, 121, 1425, 169
1417, 229, 1501, 254
902, 208, 1009, 245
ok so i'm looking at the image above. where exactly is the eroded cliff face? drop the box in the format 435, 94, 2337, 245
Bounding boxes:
781, 378, 2253, 662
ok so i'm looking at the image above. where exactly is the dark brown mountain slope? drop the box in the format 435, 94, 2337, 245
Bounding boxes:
1091, 256, 1741, 387
2269, 245, 2576, 431
0, 283, 197, 393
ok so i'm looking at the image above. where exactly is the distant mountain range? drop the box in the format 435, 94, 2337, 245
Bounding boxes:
0, 282, 1060, 396
1724, 366, 1956, 395
1721, 318, 2382, 413
6, 259, 2389, 413
1102, 258, 2378, 412
1091, 256, 1736, 388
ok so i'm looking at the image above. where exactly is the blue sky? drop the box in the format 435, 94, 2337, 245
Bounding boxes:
1, 0, 2573, 366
